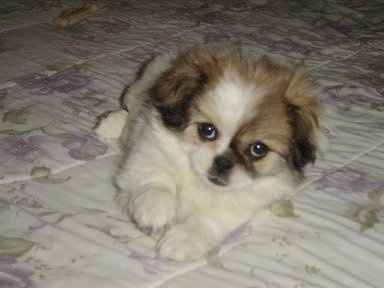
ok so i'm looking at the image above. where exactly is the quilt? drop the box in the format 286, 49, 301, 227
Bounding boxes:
0, 0, 383, 287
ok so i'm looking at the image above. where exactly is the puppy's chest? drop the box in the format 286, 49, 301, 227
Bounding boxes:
175, 179, 256, 218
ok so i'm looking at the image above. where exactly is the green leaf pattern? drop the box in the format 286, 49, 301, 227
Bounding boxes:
0, 0, 383, 287
345, 187, 384, 232
0, 237, 35, 258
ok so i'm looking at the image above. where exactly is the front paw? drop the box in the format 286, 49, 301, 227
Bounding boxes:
157, 225, 213, 262
94, 109, 128, 140
129, 188, 176, 234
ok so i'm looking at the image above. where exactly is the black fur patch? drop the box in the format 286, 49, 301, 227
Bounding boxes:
150, 69, 209, 130
290, 136, 316, 170
287, 104, 316, 171
157, 101, 190, 129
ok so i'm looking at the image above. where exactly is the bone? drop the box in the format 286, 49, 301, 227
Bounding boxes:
53, 3, 99, 28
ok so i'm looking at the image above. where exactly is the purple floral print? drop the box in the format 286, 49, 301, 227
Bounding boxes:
323, 86, 355, 112
0, 135, 45, 163
21, 72, 90, 95
315, 167, 384, 194
65, 23, 105, 43
129, 251, 169, 275
62, 134, 107, 160
360, 72, 384, 96
28, 212, 69, 231
221, 222, 252, 246
63, 96, 106, 113
16, 196, 42, 208
0, 258, 35, 288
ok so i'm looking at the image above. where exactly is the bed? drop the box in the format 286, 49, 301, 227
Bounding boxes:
1, 0, 383, 287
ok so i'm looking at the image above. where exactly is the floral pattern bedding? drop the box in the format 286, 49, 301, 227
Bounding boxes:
0, 0, 383, 287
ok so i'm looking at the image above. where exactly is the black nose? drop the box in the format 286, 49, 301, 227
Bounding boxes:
213, 155, 234, 173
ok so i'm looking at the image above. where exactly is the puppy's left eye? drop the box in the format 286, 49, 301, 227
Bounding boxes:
198, 123, 218, 141
247, 142, 269, 159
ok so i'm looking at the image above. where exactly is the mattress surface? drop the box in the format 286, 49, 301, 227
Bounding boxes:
0, 1, 383, 287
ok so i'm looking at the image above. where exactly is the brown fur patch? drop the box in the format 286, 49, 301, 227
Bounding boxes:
149, 46, 255, 129
284, 67, 323, 170
230, 57, 323, 174
150, 46, 323, 175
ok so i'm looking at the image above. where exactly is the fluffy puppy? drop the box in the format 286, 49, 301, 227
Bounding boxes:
96, 46, 325, 262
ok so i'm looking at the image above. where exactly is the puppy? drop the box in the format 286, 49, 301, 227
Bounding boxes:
96, 46, 325, 262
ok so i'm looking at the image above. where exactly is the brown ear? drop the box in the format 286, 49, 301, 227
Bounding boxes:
149, 51, 209, 130
285, 67, 324, 171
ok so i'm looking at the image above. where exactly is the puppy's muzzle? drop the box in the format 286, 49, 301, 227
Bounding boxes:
213, 155, 234, 173
208, 155, 234, 186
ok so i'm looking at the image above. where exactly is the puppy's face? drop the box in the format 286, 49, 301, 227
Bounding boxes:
150, 47, 324, 189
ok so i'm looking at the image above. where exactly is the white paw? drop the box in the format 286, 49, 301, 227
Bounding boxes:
157, 225, 212, 262
130, 188, 176, 234
94, 109, 128, 140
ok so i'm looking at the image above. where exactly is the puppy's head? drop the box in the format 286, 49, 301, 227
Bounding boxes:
149, 47, 325, 189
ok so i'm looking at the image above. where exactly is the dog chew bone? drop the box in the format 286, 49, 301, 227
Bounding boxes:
53, 3, 99, 27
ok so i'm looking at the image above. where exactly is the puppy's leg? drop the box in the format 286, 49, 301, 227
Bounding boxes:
116, 181, 178, 234
157, 209, 251, 261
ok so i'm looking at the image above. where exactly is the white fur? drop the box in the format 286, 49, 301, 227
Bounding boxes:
208, 71, 263, 134
190, 72, 268, 189
95, 109, 128, 141
115, 111, 294, 261
97, 51, 310, 262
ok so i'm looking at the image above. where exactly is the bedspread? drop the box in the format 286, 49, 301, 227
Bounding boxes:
0, 1, 383, 287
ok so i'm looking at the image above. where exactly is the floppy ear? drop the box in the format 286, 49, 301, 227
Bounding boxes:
149, 53, 209, 130
285, 67, 325, 171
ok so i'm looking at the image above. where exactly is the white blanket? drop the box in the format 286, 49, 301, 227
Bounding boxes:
1, 1, 383, 287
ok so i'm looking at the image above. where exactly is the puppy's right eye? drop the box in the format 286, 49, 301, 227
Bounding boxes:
247, 142, 269, 159
198, 123, 218, 141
